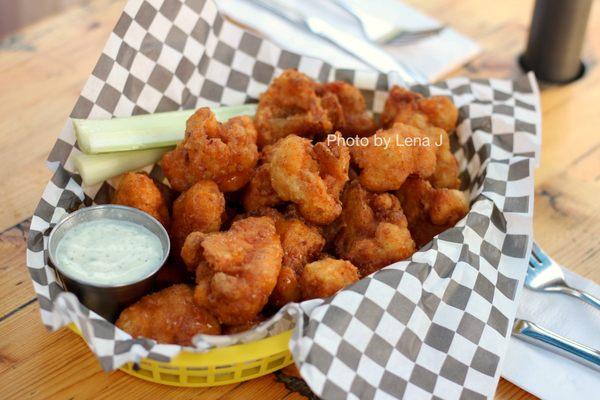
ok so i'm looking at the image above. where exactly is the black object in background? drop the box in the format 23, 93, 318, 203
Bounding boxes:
522, 0, 592, 83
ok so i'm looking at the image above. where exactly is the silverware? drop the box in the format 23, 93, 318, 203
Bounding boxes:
512, 319, 600, 372
385, 26, 446, 46
527, 242, 600, 309
331, 0, 445, 45
250, 0, 427, 84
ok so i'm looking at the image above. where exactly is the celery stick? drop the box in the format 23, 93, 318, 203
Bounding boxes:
74, 147, 174, 186
73, 104, 257, 154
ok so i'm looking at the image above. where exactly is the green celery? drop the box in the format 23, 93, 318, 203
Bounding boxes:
74, 147, 175, 186
73, 104, 257, 154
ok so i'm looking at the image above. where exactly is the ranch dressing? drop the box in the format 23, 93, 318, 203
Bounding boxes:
55, 219, 163, 285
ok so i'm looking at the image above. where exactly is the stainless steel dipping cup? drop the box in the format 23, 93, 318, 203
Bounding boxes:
48, 205, 170, 322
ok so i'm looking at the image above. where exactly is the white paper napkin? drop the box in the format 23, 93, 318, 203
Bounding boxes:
214, 0, 481, 82
501, 268, 600, 399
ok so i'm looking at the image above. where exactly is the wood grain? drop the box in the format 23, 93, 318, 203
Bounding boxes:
0, 0, 125, 232
0, 0, 598, 399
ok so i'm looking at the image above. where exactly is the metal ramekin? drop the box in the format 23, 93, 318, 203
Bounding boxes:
48, 205, 170, 322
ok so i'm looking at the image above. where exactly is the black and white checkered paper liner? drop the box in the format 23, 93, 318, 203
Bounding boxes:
26, 0, 541, 398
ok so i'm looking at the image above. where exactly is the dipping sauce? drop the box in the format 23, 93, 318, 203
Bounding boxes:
55, 218, 164, 286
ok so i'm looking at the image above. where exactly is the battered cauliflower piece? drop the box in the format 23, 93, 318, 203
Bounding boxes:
112, 172, 171, 227
396, 177, 469, 247
271, 265, 302, 308
116, 284, 220, 346
318, 81, 377, 137
190, 217, 283, 325
181, 231, 206, 271
381, 86, 458, 133
300, 258, 359, 300
171, 180, 225, 263
160, 108, 258, 192
256, 208, 326, 307
269, 133, 350, 225
424, 127, 460, 189
335, 181, 416, 276
232, 207, 326, 308
255, 69, 333, 147
242, 164, 282, 212
381, 86, 460, 189
351, 123, 437, 192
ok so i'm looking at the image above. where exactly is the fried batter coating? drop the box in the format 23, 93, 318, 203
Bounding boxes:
181, 231, 206, 271
234, 207, 326, 307
424, 127, 460, 189
191, 217, 283, 325
396, 177, 468, 247
351, 123, 436, 192
255, 69, 333, 147
335, 181, 416, 276
318, 81, 377, 137
276, 216, 326, 273
300, 258, 359, 300
271, 265, 302, 308
381, 86, 460, 189
112, 172, 170, 227
160, 108, 258, 192
381, 86, 458, 133
242, 164, 282, 212
256, 208, 326, 307
171, 180, 225, 264
116, 284, 220, 345
269, 133, 350, 225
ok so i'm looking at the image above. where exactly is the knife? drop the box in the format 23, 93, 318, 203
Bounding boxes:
512, 319, 600, 372
249, 0, 427, 85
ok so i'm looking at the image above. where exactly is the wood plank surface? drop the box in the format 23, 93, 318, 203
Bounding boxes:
0, 0, 598, 399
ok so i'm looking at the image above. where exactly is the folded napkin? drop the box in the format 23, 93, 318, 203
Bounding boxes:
501, 267, 600, 399
214, 0, 480, 82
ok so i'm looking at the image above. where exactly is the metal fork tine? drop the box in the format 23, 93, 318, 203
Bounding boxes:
529, 256, 541, 270
532, 242, 551, 266
385, 26, 446, 45
526, 242, 600, 309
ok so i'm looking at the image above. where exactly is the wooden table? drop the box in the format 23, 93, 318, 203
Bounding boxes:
1, 0, 598, 398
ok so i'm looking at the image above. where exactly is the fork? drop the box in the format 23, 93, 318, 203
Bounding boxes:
331, 0, 446, 45
527, 242, 600, 309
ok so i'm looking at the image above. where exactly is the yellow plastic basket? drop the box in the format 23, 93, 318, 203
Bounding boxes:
69, 324, 294, 386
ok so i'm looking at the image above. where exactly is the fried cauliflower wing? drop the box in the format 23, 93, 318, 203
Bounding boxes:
300, 257, 359, 300
116, 284, 220, 345
255, 69, 334, 147
318, 81, 377, 137
269, 133, 350, 225
424, 127, 460, 189
381, 86, 460, 189
382, 86, 458, 133
160, 108, 258, 192
190, 217, 283, 325
253, 208, 326, 307
270, 265, 302, 308
242, 164, 282, 212
112, 172, 170, 227
171, 180, 225, 263
232, 207, 326, 308
351, 123, 436, 192
396, 177, 469, 247
335, 181, 416, 276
